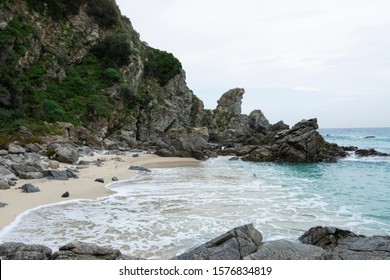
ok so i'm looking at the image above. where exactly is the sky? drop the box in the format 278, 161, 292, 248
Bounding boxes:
116, 0, 390, 128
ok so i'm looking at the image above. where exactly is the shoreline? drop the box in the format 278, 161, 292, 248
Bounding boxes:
0, 152, 201, 231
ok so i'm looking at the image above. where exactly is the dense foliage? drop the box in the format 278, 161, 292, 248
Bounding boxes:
25, 0, 119, 28
144, 47, 182, 86
26, 0, 85, 21
90, 33, 131, 68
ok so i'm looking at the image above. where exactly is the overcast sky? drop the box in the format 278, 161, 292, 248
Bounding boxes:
116, 0, 390, 128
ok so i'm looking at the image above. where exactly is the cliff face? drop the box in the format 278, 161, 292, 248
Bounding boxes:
0, 0, 204, 146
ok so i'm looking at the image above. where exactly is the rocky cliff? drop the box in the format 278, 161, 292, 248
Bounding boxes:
1, 0, 351, 163
0, 0, 204, 148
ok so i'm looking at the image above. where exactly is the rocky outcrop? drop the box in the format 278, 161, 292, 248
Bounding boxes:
0, 242, 52, 260
53, 146, 79, 164
243, 119, 347, 163
1, 225, 388, 260
299, 226, 390, 260
355, 149, 389, 157
156, 127, 209, 160
175, 224, 263, 260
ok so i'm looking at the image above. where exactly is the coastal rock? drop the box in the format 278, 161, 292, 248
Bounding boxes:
175, 224, 262, 260
0, 150, 8, 155
243, 118, 347, 163
0, 202, 7, 208
46, 169, 79, 180
247, 240, 325, 260
54, 147, 79, 164
0, 166, 17, 180
248, 110, 270, 132
129, 166, 152, 172
0, 242, 52, 260
20, 183, 40, 193
61, 191, 70, 198
216, 88, 245, 115
156, 127, 209, 159
8, 143, 26, 154
51, 242, 123, 260
112, 176, 119, 181
299, 226, 390, 260
355, 149, 389, 157
25, 143, 44, 153
0, 179, 10, 190
95, 178, 105, 183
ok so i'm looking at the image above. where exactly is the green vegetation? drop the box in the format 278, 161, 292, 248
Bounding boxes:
90, 33, 131, 68
144, 47, 182, 86
25, 0, 119, 28
86, 0, 119, 28
26, 0, 85, 21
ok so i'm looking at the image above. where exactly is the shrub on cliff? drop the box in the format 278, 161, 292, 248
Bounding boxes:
144, 47, 182, 86
86, 0, 119, 28
90, 33, 131, 68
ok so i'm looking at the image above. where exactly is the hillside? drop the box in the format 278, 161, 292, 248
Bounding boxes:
0, 0, 204, 147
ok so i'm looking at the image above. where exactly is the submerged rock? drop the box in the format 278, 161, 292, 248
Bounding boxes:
129, 166, 152, 172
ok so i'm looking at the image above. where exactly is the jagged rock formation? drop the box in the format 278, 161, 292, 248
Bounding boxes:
1, 225, 389, 260
0, 0, 204, 148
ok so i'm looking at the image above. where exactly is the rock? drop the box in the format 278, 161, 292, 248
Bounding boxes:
25, 143, 44, 153
19, 172, 44, 179
78, 146, 94, 157
0, 166, 17, 180
175, 224, 262, 260
51, 242, 123, 260
61, 191, 70, 198
132, 154, 140, 157
0, 179, 10, 190
216, 88, 245, 115
95, 178, 104, 183
8, 143, 26, 154
247, 240, 325, 260
355, 149, 388, 157
46, 170, 69, 180
299, 226, 390, 260
364, 136, 376, 139
129, 166, 152, 172
20, 183, 40, 193
243, 118, 347, 163
112, 176, 119, 181
12, 162, 46, 176
0, 202, 7, 208
0, 150, 8, 155
54, 147, 79, 164
229, 157, 240, 161
157, 127, 209, 159
0, 242, 52, 260
248, 110, 270, 132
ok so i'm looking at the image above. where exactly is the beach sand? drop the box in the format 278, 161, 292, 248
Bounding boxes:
0, 153, 201, 230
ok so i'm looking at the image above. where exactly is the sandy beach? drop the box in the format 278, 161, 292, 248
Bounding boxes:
0, 152, 201, 230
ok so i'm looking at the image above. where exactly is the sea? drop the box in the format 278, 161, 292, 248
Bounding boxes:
0, 127, 389, 259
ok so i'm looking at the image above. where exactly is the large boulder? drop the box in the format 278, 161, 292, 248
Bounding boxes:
7, 143, 26, 154
54, 146, 79, 164
299, 226, 390, 260
51, 242, 124, 260
156, 127, 209, 159
175, 224, 263, 260
243, 118, 347, 163
215, 88, 245, 115
247, 240, 325, 260
0, 242, 52, 260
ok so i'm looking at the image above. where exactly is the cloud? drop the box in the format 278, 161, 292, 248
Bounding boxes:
116, 0, 390, 127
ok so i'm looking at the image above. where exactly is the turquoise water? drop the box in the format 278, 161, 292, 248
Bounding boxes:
0, 128, 389, 259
